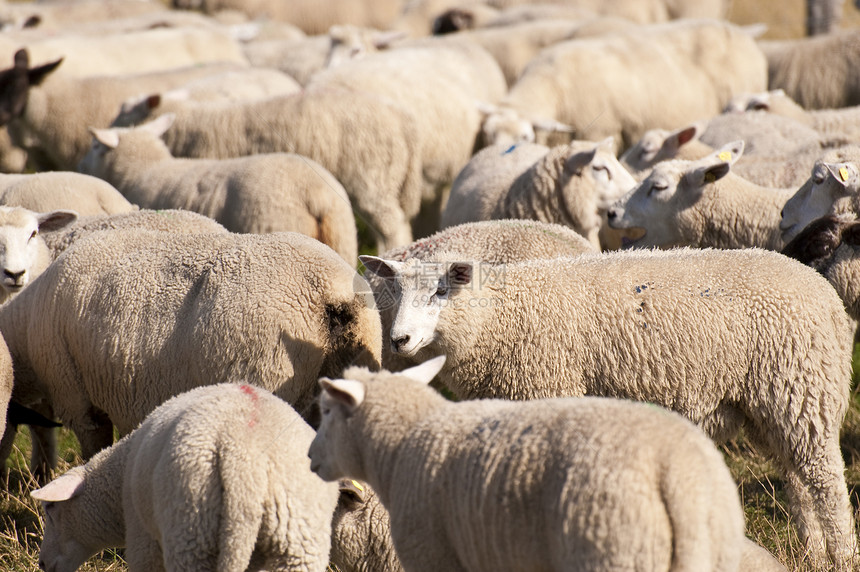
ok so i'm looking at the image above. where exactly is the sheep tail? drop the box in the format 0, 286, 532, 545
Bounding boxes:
317, 209, 358, 263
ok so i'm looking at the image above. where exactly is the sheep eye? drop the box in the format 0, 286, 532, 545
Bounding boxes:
647, 183, 667, 196
29, 230, 37, 241
813, 173, 825, 184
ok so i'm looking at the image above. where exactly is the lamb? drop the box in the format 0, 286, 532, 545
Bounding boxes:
725, 89, 860, 148
78, 114, 358, 262
0, 171, 135, 216
0, 229, 381, 479
441, 139, 635, 249
479, 19, 767, 151
782, 213, 860, 322
607, 141, 794, 251
32, 383, 339, 571
171, 0, 403, 35
0, 26, 248, 78
107, 85, 423, 252
308, 357, 763, 572
778, 145, 860, 243
620, 121, 850, 189
116, 67, 301, 116
358, 246, 857, 570
367, 219, 598, 372
758, 30, 860, 110
0, 49, 245, 171
0, 206, 78, 304
39, 209, 229, 258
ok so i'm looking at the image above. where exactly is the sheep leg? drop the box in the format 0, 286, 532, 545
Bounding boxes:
789, 441, 859, 571
126, 530, 167, 572
352, 201, 412, 253
0, 422, 16, 474
68, 410, 114, 461
27, 424, 57, 485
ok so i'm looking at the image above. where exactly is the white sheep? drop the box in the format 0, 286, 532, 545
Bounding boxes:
698, 109, 824, 157
0, 206, 78, 304
441, 139, 635, 249
107, 86, 423, 252
31, 383, 339, 572
358, 245, 858, 570
241, 33, 333, 86
779, 145, 860, 243
171, 0, 403, 35
0, 49, 245, 171
79, 114, 358, 263
480, 19, 767, 151
607, 141, 794, 251
309, 357, 759, 572
40, 209, 228, 258
726, 89, 860, 148
0, 229, 382, 479
0, 0, 167, 32
759, 30, 860, 110
0, 171, 136, 216
620, 120, 852, 190
0, 26, 248, 78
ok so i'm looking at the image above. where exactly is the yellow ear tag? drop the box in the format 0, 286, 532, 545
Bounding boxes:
718, 151, 732, 162
351, 480, 365, 492
704, 172, 717, 183
840, 166, 850, 182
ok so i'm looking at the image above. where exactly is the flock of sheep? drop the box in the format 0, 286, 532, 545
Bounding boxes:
0, 0, 858, 570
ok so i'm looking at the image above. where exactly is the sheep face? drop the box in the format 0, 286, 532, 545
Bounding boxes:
309, 377, 367, 482
619, 125, 701, 174
0, 207, 76, 297
568, 140, 637, 210
31, 471, 112, 572
360, 256, 472, 358
481, 108, 536, 147
606, 142, 743, 249
780, 161, 860, 243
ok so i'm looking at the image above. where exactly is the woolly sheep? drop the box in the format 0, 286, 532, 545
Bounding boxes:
171, 0, 402, 35
726, 89, 860, 148
32, 383, 339, 572
0, 229, 381, 479
358, 246, 858, 569
115, 67, 302, 118
779, 146, 860, 243
309, 357, 751, 572
607, 141, 793, 251
0, 26, 248, 79
0, 49, 244, 171
620, 121, 851, 189
0, 206, 78, 304
39, 209, 228, 258
759, 30, 860, 110
368, 219, 598, 372
699, 110, 823, 157
781, 214, 860, 321
441, 139, 635, 249
0, 0, 167, 33
0, 171, 135, 216
79, 114, 358, 262
311, 39, 506, 213
107, 86, 423, 252
480, 19, 767, 151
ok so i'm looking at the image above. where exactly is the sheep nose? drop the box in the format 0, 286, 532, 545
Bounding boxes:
391, 335, 411, 352
4, 269, 24, 282
606, 208, 618, 220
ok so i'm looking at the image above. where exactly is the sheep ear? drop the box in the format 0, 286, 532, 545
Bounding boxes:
141, 113, 175, 137
320, 378, 365, 410
37, 210, 78, 232
398, 355, 446, 385
144, 93, 162, 111
824, 162, 859, 187
31, 472, 85, 502
446, 261, 472, 287
26, 57, 62, 86
476, 101, 499, 117
89, 127, 119, 149
359, 256, 401, 280
564, 147, 598, 174
684, 141, 743, 188
665, 124, 700, 152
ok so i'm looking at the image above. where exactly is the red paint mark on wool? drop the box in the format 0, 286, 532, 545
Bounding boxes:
239, 385, 259, 428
